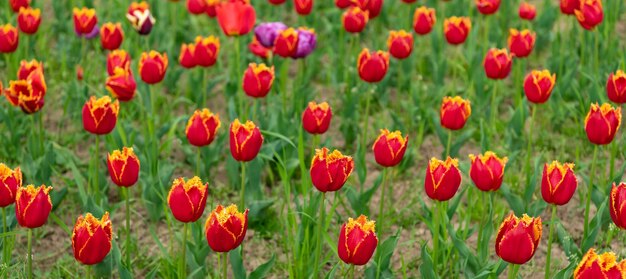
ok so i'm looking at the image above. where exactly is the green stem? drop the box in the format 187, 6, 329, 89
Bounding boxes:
94, 135, 100, 204
525, 105, 536, 180
222, 252, 228, 279
583, 145, 599, 239
233, 37, 243, 118
432, 201, 440, 269
314, 193, 326, 277
490, 81, 498, 131
196, 147, 202, 177
446, 130, 452, 158
544, 205, 556, 279
125, 187, 132, 269
27, 229, 32, 279
349, 264, 355, 279
2, 207, 6, 263
377, 168, 388, 236
362, 87, 373, 153
240, 162, 246, 208
180, 223, 188, 278
86, 265, 92, 279
508, 264, 520, 279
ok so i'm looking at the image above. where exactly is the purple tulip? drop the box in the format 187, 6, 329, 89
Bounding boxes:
254, 22, 287, 48
292, 28, 316, 59
76, 24, 100, 39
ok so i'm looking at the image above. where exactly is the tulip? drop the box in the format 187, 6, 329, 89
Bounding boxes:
249, 38, 271, 59
357, 49, 389, 83
468, 152, 507, 192
292, 28, 317, 59
610, 182, 626, 229
206, 0, 218, 17
229, 119, 263, 162
168, 177, 208, 223
295, 0, 313, 15
269, 0, 286, 4
508, 29, 535, 58
76, 65, 84, 81
100, 22, 124, 50
495, 213, 542, 265
302, 101, 332, 134
273, 28, 299, 58
254, 22, 287, 48
338, 215, 378, 266
187, 0, 207, 15
444, 17, 471, 45
82, 96, 119, 135
574, 249, 626, 279
106, 67, 137, 101
584, 103, 621, 145
560, 0, 580, 15
71, 212, 112, 265
387, 30, 413, 59
179, 43, 196, 69
373, 129, 408, 167
73, 7, 99, 38
475, 0, 500, 15
194, 36, 220, 67
139, 51, 168, 84
5, 69, 46, 114
413, 6, 436, 35
402, 0, 416, 3
335, 0, 352, 8
10, 0, 30, 13
242, 63, 275, 98
541, 161, 577, 205
107, 147, 140, 187
216, 1, 256, 36
0, 164, 22, 207
483, 48, 512, 80
575, 0, 603, 30
107, 50, 131, 76
17, 59, 42, 79
519, 2, 536, 20
351, 0, 383, 19
185, 109, 221, 147
15, 184, 53, 228
424, 157, 461, 201
607, 70, 626, 104
126, 2, 155, 35
342, 6, 369, 34
523, 70, 556, 104
0, 24, 19, 53
17, 7, 41, 35
310, 148, 354, 192
205, 204, 249, 252
440, 96, 471, 130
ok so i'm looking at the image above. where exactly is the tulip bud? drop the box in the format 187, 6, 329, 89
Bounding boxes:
10, 0, 30, 13
72, 212, 112, 265
0, 24, 19, 53
475, 0, 500, 15
168, 177, 208, 223
584, 103, 621, 145
107, 50, 131, 76
229, 119, 264, 162
294, 0, 313, 15
523, 70, 556, 104
186, 109, 221, 147
127, 2, 155, 35
106, 67, 137, 101
249, 38, 271, 59
17, 7, 41, 35
607, 70, 626, 104
357, 48, 390, 83
508, 29, 536, 58
18, 59, 43, 80
15, 184, 53, 228
495, 213, 542, 264
205, 204, 248, 252
179, 43, 196, 69
519, 2, 536, 20
6, 69, 46, 114
560, 0, 580, 15
107, 147, 140, 187
216, 1, 256, 36
254, 22, 287, 48
574, 249, 626, 278
373, 129, 408, 167
73, 7, 99, 38
139, 51, 168, 84
274, 28, 299, 58
424, 157, 461, 201
82, 96, 119, 135
413, 6, 436, 35
387, 30, 413, 60
342, 7, 369, 34
187, 0, 207, 15
269, 0, 286, 4
291, 28, 317, 59
206, 0, 218, 17
575, 0, 603, 30
302, 101, 332, 134
468, 152, 507, 192
541, 161, 577, 206
310, 148, 354, 192
195, 36, 220, 67
610, 182, 626, 229
440, 96, 471, 130
338, 215, 378, 266
242, 63, 275, 98
0, 164, 22, 207
100, 22, 124, 50
444, 17, 471, 45
76, 65, 84, 81
483, 48, 512, 80
351, 0, 383, 19
335, 0, 352, 8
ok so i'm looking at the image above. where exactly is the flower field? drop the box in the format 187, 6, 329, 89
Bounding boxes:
0, 0, 626, 278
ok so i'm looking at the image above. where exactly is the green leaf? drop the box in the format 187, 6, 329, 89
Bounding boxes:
249, 254, 276, 279
419, 244, 438, 279
229, 247, 246, 279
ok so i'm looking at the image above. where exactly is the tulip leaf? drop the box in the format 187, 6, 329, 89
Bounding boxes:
582, 197, 608, 252
446, 220, 480, 275
364, 232, 400, 279
418, 244, 438, 279
249, 254, 276, 279
556, 222, 581, 258
499, 183, 524, 216
229, 247, 246, 279
260, 129, 297, 149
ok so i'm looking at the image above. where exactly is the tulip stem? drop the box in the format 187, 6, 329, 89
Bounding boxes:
314, 193, 326, 277
233, 37, 243, 118
222, 252, 228, 279
490, 81, 498, 133
524, 105, 536, 182
27, 229, 32, 279
544, 205, 556, 279
2, 207, 7, 267
508, 264, 520, 279
349, 264, 355, 279
196, 147, 202, 177
179, 223, 188, 278
446, 130, 452, 158
583, 145, 599, 239
240, 162, 246, 208
432, 201, 440, 270
94, 135, 100, 204
125, 187, 132, 270
377, 168, 388, 236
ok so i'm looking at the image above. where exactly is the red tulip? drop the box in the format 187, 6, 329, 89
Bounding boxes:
82, 96, 119, 135
72, 212, 112, 265
295, 0, 313, 15
495, 213, 542, 264
574, 249, 626, 279
186, 109, 221, 147
10, 0, 30, 13
610, 182, 626, 229
357, 48, 389, 83
187, 0, 207, 15
440, 96, 471, 130
206, 1, 218, 17
387, 30, 413, 59
0, 24, 19, 53
519, 2, 536, 20
242, 63, 275, 98
475, 0, 500, 15
560, 0, 580, 15
107, 50, 131, 76
107, 147, 140, 187
216, 1, 256, 36
338, 215, 378, 266
444, 17, 471, 45
168, 177, 208, 223
351, 0, 383, 19
249, 38, 271, 59
269, 0, 286, 4
508, 28, 536, 58
413, 6, 436, 35
139, 51, 168, 84
541, 161, 577, 206
76, 65, 84, 81
310, 148, 354, 192
15, 184, 53, 228
584, 103, 621, 145
179, 43, 196, 69
106, 66, 137, 101
0, 164, 22, 207
302, 101, 332, 134
17, 59, 43, 80
469, 151, 508, 192
100, 22, 124, 50
73, 7, 98, 36
424, 157, 461, 201
17, 7, 41, 35
483, 48, 512, 80
607, 70, 626, 104
342, 6, 369, 34
335, 0, 352, 8
575, 0, 603, 30
195, 36, 220, 67
372, 129, 408, 167
523, 70, 556, 104
229, 119, 264, 162
5, 68, 46, 114
274, 28, 299, 58
205, 204, 248, 252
